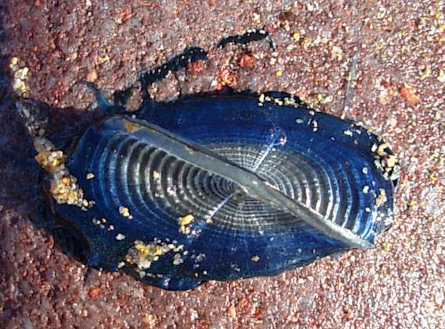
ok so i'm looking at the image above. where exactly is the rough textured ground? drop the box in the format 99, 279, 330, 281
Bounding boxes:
0, 1, 444, 328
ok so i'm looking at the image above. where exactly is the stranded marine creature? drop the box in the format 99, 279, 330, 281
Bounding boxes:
19, 30, 398, 290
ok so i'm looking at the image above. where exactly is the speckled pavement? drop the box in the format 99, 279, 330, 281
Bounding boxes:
0, 1, 444, 328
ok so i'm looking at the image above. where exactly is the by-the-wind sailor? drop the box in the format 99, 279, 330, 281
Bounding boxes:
23, 33, 398, 290
28, 89, 398, 290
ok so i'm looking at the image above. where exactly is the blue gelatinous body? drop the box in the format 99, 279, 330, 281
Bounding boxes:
47, 92, 397, 290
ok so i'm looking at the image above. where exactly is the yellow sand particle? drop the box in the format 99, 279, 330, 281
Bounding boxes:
376, 189, 387, 207
9, 57, 30, 97
377, 143, 389, 156
251, 255, 260, 262
258, 94, 265, 103
178, 214, 194, 234
386, 155, 397, 168
125, 240, 183, 271
119, 206, 132, 219
34, 137, 90, 208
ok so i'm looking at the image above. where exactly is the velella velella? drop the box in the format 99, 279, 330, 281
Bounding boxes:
20, 31, 399, 290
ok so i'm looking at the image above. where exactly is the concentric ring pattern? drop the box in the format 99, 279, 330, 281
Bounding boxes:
88, 130, 370, 237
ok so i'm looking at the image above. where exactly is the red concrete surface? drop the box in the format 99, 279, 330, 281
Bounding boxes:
0, 1, 444, 328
